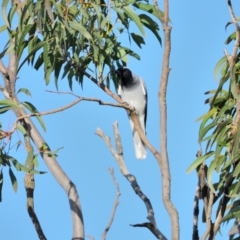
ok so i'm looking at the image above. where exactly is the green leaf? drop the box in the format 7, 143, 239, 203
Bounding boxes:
16, 24, 33, 62
199, 121, 218, 143
70, 22, 92, 40
45, 0, 54, 22
63, 57, 73, 77
232, 124, 240, 165
33, 154, 39, 168
123, 6, 145, 36
130, 33, 145, 48
222, 206, 240, 223
9, 156, 46, 174
0, 100, 20, 108
196, 106, 217, 122
0, 170, 3, 202
0, 45, 9, 59
113, 7, 128, 27
7, 4, 17, 29
34, 53, 43, 70
117, 47, 128, 62
17, 124, 27, 135
122, 47, 141, 60
17, 41, 46, 73
225, 32, 236, 45
233, 161, 240, 178
214, 56, 227, 80
9, 168, 17, 192
21, 102, 46, 132
1, 0, 9, 8
186, 151, 214, 173
0, 25, 7, 33
17, 88, 32, 97
133, 2, 159, 19
139, 14, 161, 45
1, 0, 10, 28
0, 106, 11, 114
207, 160, 217, 193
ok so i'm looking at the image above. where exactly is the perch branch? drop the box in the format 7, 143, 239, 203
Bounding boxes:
101, 168, 120, 240
96, 122, 167, 240
6, 94, 127, 136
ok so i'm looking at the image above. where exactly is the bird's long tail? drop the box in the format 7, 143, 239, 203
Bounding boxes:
129, 117, 147, 159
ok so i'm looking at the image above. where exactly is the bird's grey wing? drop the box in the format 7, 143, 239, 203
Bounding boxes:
117, 83, 122, 97
140, 77, 148, 129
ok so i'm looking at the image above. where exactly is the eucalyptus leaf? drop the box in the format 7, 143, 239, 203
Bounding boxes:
9, 168, 17, 192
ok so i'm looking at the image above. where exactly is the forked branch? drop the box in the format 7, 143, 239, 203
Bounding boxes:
96, 122, 167, 240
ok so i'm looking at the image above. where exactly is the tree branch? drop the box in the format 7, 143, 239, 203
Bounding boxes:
6, 93, 127, 136
192, 186, 200, 240
24, 140, 47, 240
153, 0, 180, 239
1, 49, 85, 239
227, 0, 240, 60
201, 191, 214, 240
101, 168, 120, 240
96, 122, 167, 240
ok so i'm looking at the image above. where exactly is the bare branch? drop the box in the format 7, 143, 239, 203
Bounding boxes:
153, 0, 180, 239
7, 94, 127, 136
101, 168, 120, 240
227, 0, 240, 60
46, 90, 127, 109
96, 122, 167, 240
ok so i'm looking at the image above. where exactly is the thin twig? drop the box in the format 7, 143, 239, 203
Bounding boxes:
96, 122, 167, 240
87, 235, 95, 240
101, 168, 120, 240
8, 95, 127, 135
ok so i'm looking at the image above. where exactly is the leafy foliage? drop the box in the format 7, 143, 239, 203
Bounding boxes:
0, 0, 163, 201
1, 0, 162, 90
188, 27, 240, 232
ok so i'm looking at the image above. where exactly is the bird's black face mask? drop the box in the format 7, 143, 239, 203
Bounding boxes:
115, 67, 133, 86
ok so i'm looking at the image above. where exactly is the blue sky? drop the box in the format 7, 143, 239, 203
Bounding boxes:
0, 0, 240, 239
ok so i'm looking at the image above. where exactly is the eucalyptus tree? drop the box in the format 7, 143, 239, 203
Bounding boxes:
0, 0, 178, 240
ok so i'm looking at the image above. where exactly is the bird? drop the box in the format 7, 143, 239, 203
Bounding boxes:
115, 67, 147, 159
